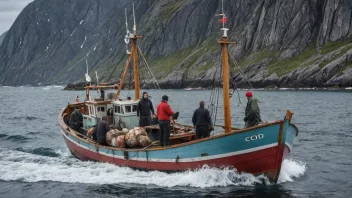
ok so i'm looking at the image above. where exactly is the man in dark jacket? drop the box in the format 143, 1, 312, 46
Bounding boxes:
157, 95, 174, 147
192, 101, 213, 139
137, 92, 156, 127
69, 107, 85, 135
244, 91, 262, 128
97, 116, 110, 145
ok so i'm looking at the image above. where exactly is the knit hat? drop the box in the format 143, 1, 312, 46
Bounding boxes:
245, 91, 253, 97
162, 95, 168, 101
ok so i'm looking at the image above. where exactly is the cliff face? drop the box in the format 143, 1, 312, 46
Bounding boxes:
0, 31, 7, 45
0, 0, 352, 87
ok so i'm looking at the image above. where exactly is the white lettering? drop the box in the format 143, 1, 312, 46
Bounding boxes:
250, 135, 257, 140
245, 134, 264, 142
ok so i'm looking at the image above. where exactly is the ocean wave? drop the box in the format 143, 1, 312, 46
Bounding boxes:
10, 116, 39, 121
0, 149, 306, 187
14, 147, 60, 157
5, 135, 31, 142
277, 158, 307, 183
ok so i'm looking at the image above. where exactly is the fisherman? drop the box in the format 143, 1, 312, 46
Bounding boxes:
97, 116, 110, 145
68, 107, 84, 135
137, 92, 156, 127
244, 91, 262, 128
87, 125, 98, 141
157, 95, 174, 147
100, 89, 105, 101
92, 125, 97, 141
192, 101, 213, 139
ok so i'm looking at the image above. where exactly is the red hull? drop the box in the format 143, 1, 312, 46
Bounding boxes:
63, 134, 289, 180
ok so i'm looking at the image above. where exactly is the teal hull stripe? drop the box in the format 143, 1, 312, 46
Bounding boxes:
61, 120, 296, 162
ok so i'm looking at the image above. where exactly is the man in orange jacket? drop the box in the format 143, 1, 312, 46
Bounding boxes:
157, 95, 174, 147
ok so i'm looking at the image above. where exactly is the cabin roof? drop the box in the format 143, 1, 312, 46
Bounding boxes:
112, 100, 139, 105
85, 101, 112, 106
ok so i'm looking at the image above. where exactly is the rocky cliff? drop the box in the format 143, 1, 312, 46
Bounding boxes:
0, 31, 7, 45
0, 0, 352, 87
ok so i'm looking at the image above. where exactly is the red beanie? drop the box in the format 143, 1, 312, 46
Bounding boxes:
245, 91, 253, 97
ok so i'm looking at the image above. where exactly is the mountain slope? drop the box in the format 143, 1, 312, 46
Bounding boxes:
0, 31, 7, 45
0, 0, 352, 87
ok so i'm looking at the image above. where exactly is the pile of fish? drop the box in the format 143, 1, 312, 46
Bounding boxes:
106, 127, 152, 148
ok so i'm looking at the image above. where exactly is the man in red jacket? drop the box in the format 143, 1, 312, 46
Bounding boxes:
157, 95, 174, 147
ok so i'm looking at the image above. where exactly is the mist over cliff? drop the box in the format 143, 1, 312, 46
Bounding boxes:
0, 0, 352, 87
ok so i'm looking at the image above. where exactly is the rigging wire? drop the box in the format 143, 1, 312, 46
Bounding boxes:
228, 47, 270, 122
137, 45, 163, 95
208, 48, 223, 136
107, 53, 127, 83
228, 53, 255, 89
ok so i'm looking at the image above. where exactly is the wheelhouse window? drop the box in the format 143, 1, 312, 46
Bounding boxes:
97, 106, 105, 112
125, 105, 131, 113
114, 105, 121, 113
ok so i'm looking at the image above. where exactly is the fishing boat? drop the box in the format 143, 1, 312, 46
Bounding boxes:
58, 5, 298, 183
184, 86, 192, 91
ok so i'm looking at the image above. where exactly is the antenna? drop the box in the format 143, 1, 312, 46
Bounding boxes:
216, 0, 228, 37
124, 8, 131, 54
132, 3, 136, 35
125, 8, 129, 35
85, 59, 91, 82
221, 0, 224, 29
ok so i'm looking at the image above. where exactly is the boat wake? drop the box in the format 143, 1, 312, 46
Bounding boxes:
0, 148, 306, 187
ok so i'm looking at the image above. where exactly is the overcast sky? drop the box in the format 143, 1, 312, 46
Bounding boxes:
0, 0, 33, 34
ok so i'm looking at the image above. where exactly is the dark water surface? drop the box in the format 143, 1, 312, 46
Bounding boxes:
0, 86, 351, 197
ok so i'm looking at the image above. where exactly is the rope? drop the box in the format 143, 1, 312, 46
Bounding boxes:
228, 53, 255, 89
107, 53, 127, 82
138, 53, 148, 90
137, 45, 163, 95
229, 80, 246, 109
208, 48, 224, 136
228, 48, 270, 121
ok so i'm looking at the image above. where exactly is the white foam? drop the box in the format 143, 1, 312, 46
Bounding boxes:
0, 149, 306, 187
277, 158, 307, 183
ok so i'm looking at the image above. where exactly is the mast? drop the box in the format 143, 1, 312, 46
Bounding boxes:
115, 4, 141, 100
132, 37, 140, 100
115, 54, 133, 100
132, 3, 140, 100
217, 1, 235, 133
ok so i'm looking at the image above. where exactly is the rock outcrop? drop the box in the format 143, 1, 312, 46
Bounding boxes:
0, 0, 352, 87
